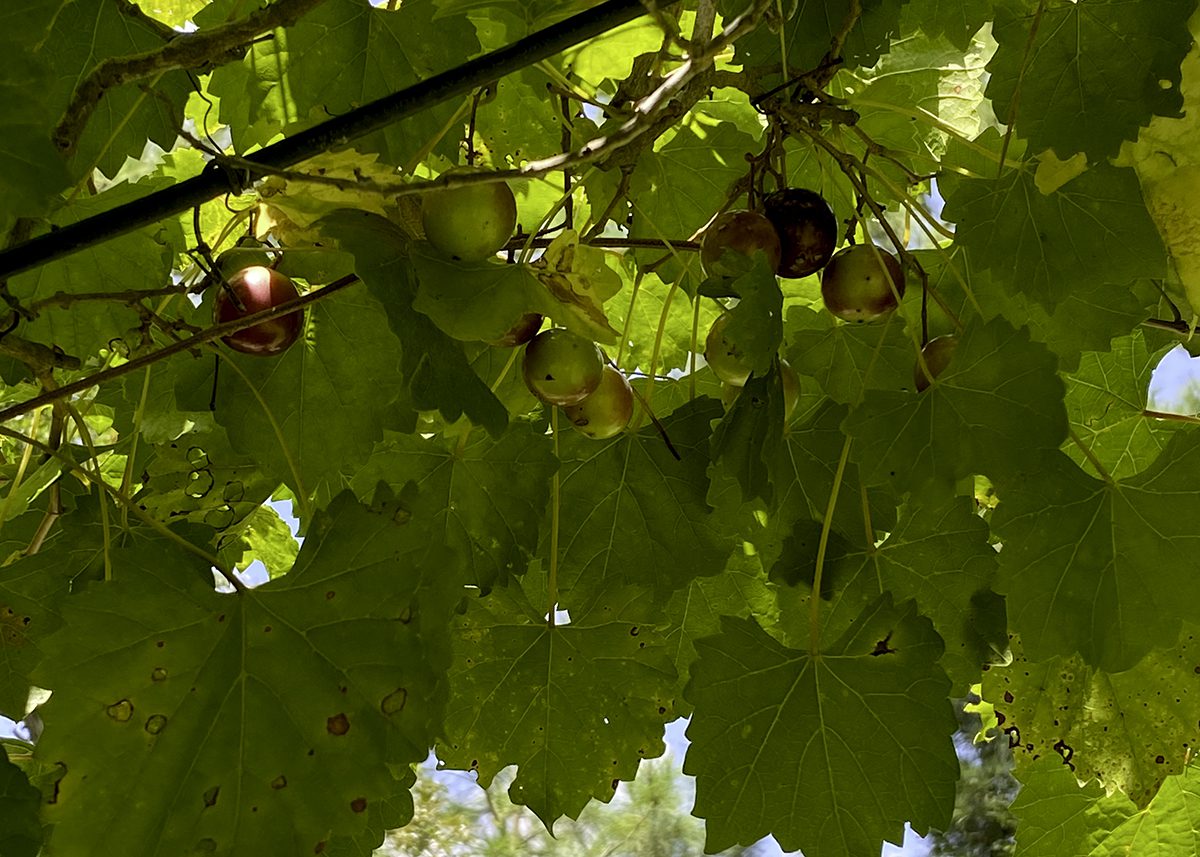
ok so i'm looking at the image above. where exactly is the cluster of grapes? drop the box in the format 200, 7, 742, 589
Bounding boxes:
208, 177, 951, 435
697, 187, 955, 398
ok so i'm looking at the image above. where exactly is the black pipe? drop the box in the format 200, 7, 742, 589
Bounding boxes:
0, 0, 676, 280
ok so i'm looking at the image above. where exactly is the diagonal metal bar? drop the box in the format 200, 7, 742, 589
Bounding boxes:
0, 0, 677, 281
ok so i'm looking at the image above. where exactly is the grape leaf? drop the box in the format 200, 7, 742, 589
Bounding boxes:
985, 630, 1200, 808
683, 595, 958, 854
627, 118, 759, 279
182, 283, 406, 500
785, 302, 913, 403
603, 267, 719, 375
257, 150, 397, 236
838, 25, 991, 183
722, 0, 904, 87
350, 421, 557, 590
412, 232, 621, 345
744, 400, 897, 570
432, 0, 595, 39
710, 364, 787, 506
662, 549, 778, 715
0, 501, 110, 718
529, 233, 624, 342
438, 581, 676, 827
910, 249, 1157, 373
0, 744, 42, 857
1065, 330, 1182, 480
776, 493, 1001, 688
130, 428, 278, 533
32, 487, 460, 857
555, 398, 737, 596
17, 0, 191, 177
206, 0, 479, 164
1009, 756, 1135, 857
900, 0, 992, 50
477, 71, 563, 162
987, 0, 1194, 160
1091, 765, 1200, 856
0, 50, 69, 228
561, 17, 663, 84
844, 318, 1067, 492
718, 260, 785, 376
992, 440, 1200, 672
322, 209, 509, 436
940, 163, 1167, 309
11, 180, 184, 357
411, 249, 557, 343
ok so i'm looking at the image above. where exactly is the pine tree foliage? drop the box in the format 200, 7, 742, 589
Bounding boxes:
1, 1, 1199, 855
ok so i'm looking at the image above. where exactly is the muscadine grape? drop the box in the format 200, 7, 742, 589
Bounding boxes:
720, 359, 800, 420
820, 243, 904, 323
421, 176, 517, 262
704, 312, 753, 386
763, 188, 838, 278
914, 334, 959, 392
214, 266, 304, 356
700, 210, 782, 278
522, 328, 604, 405
564, 365, 634, 439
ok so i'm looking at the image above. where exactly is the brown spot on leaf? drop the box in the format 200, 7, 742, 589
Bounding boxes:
314, 842, 326, 854
1003, 691, 1014, 704
1156, 755, 1166, 764
326, 713, 350, 735
48, 763, 66, 804
203, 786, 220, 808
381, 688, 407, 715
610, 778, 619, 791
870, 631, 896, 657
1004, 725, 1021, 749
151, 667, 168, 682
0, 606, 30, 647
629, 626, 639, 636
271, 775, 287, 790
145, 714, 167, 735
105, 699, 133, 722
325, 591, 336, 600
350, 797, 367, 813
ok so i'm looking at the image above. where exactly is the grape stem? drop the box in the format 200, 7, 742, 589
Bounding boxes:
548, 407, 561, 628
810, 436, 852, 654
997, 0, 1048, 176
1068, 426, 1114, 485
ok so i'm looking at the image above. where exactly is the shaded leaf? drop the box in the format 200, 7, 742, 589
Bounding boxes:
941, 163, 1166, 310
986, 630, 1200, 809
683, 595, 958, 854
438, 581, 676, 827
33, 488, 460, 857
987, 0, 1194, 160
993, 440, 1200, 671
